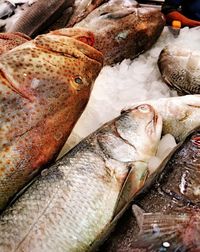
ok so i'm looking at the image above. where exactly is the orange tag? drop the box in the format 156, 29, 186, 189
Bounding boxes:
172, 20, 181, 28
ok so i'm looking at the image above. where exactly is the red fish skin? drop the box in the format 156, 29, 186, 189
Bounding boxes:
0, 32, 30, 55
0, 27, 103, 211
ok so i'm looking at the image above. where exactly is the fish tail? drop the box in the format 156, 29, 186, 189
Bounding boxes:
132, 205, 200, 251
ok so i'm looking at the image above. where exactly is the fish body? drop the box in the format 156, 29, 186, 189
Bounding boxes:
158, 46, 200, 95
66, 0, 106, 27
0, 27, 103, 211
75, 0, 165, 65
0, 32, 30, 55
0, 0, 75, 37
101, 126, 200, 251
0, 104, 162, 252
126, 95, 200, 142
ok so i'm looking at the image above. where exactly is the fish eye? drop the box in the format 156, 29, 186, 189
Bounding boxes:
74, 77, 83, 85
137, 104, 151, 113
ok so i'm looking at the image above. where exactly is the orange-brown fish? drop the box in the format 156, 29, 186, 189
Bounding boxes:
0, 27, 103, 211
75, 0, 165, 65
0, 32, 30, 55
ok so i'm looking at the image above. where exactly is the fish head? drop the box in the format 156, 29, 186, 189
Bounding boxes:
75, 1, 165, 65
135, 6, 165, 49
48, 27, 103, 96
0, 27, 103, 210
119, 104, 162, 161
159, 45, 200, 94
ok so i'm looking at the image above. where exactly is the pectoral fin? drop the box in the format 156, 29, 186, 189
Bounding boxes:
113, 161, 148, 216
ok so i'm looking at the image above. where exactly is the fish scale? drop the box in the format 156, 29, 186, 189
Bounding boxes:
0, 104, 162, 251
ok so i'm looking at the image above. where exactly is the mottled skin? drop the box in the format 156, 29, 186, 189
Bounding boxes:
4, 0, 75, 37
0, 104, 162, 252
66, 0, 106, 27
0, 32, 30, 55
158, 46, 200, 95
75, 0, 165, 65
0, 27, 103, 211
101, 127, 200, 251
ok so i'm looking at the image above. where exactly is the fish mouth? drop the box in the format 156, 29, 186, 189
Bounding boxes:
50, 28, 104, 65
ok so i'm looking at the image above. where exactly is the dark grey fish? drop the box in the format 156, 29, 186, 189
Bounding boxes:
100, 127, 200, 251
75, 0, 165, 65
158, 45, 200, 95
1, 0, 75, 37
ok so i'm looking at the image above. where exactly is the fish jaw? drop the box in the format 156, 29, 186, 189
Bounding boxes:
0, 28, 103, 211
0, 32, 30, 55
75, 1, 165, 65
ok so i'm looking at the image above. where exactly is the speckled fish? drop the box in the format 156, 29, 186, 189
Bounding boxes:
66, 0, 106, 28
158, 46, 200, 95
75, 0, 165, 65
0, 32, 30, 55
126, 95, 200, 142
0, 0, 75, 37
101, 126, 200, 252
0, 27, 103, 211
0, 104, 162, 252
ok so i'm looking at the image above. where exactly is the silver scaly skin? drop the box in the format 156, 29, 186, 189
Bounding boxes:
158, 46, 200, 94
0, 104, 162, 252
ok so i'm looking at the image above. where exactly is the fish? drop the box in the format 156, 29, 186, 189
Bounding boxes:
0, 0, 15, 19
125, 94, 200, 142
66, 0, 106, 28
0, 0, 75, 37
0, 32, 30, 55
75, 0, 165, 65
158, 46, 200, 95
0, 104, 162, 252
0, 27, 103, 211
101, 126, 200, 251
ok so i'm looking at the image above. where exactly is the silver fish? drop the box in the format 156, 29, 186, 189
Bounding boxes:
127, 94, 200, 142
0, 104, 162, 252
158, 45, 200, 94
75, 0, 165, 65
1, 0, 75, 37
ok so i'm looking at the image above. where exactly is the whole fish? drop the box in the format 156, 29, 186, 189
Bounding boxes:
75, 0, 165, 65
0, 0, 75, 37
0, 104, 162, 252
0, 27, 103, 211
158, 46, 200, 95
66, 0, 106, 27
126, 94, 200, 142
0, 32, 30, 55
101, 126, 200, 251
